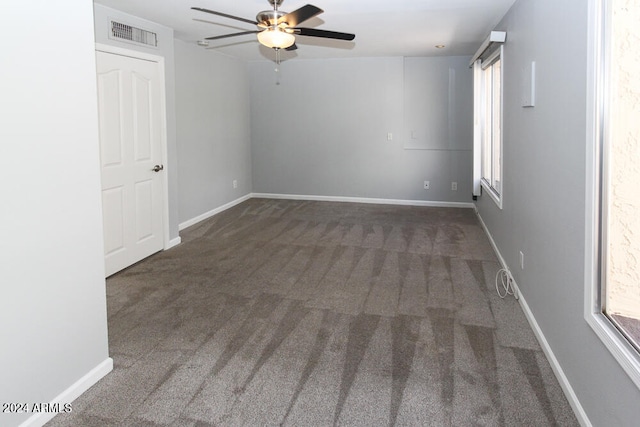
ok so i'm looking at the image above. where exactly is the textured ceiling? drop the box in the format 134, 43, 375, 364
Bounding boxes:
94, 0, 516, 61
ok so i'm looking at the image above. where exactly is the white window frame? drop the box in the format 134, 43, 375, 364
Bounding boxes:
584, 0, 640, 390
478, 46, 504, 209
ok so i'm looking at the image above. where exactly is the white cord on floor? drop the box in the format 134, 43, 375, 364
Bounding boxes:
495, 268, 515, 299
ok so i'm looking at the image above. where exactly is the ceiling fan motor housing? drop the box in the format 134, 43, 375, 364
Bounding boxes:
257, 10, 287, 27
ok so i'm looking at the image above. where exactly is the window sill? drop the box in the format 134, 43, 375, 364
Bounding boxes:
585, 310, 640, 389
480, 179, 503, 209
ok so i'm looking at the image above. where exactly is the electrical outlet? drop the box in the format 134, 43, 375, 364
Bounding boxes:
424, 181, 430, 190
519, 251, 524, 269
451, 181, 458, 191
233, 180, 238, 189
387, 132, 393, 141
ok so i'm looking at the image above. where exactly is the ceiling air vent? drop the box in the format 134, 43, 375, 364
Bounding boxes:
109, 20, 157, 48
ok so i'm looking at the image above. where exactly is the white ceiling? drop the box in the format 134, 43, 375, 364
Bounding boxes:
94, 0, 516, 61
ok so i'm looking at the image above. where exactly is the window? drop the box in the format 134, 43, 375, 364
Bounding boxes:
602, 0, 640, 351
479, 48, 503, 207
586, 0, 640, 388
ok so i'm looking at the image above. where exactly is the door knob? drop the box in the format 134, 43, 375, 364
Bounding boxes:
152, 164, 164, 172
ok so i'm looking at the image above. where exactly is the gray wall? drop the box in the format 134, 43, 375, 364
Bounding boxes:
249, 56, 473, 202
94, 4, 180, 242
0, 1, 110, 426
175, 41, 252, 224
404, 57, 473, 151
475, 0, 640, 425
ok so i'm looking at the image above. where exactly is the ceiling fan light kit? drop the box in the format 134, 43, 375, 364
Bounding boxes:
257, 28, 296, 49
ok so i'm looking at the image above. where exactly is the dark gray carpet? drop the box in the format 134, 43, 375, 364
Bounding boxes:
47, 198, 579, 426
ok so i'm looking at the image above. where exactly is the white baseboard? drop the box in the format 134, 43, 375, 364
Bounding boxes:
251, 192, 475, 209
515, 287, 591, 427
179, 194, 252, 231
474, 208, 515, 292
178, 193, 474, 233
166, 236, 181, 249
20, 358, 113, 427
474, 210, 591, 427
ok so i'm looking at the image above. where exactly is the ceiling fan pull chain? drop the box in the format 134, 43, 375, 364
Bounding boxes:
275, 48, 281, 85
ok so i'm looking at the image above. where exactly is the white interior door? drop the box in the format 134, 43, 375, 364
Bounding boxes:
96, 51, 164, 276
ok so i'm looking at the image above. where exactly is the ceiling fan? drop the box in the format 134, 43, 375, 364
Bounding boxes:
192, 0, 355, 51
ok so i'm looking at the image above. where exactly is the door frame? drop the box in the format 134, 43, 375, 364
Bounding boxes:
95, 43, 172, 251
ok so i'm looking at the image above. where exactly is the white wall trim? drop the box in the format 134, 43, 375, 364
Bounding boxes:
472, 59, 483, 196
474, 207, 511, 277
582, 0, 640, 391
475, 209, 591, 427
95, 42, 164, 63
251, 193, 475, 209
515, 291, 591, 427
179, 194, 252, 231
167, 236, 182, 249
178, 192, 474, 233
19, 358, 113, 427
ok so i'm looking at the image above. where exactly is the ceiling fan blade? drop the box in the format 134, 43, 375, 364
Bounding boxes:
191, 7, 257, 26
285, 43, 298, 51
279, 4, 323, 27
205, 30, 260, 41
294, 27, 355, 41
